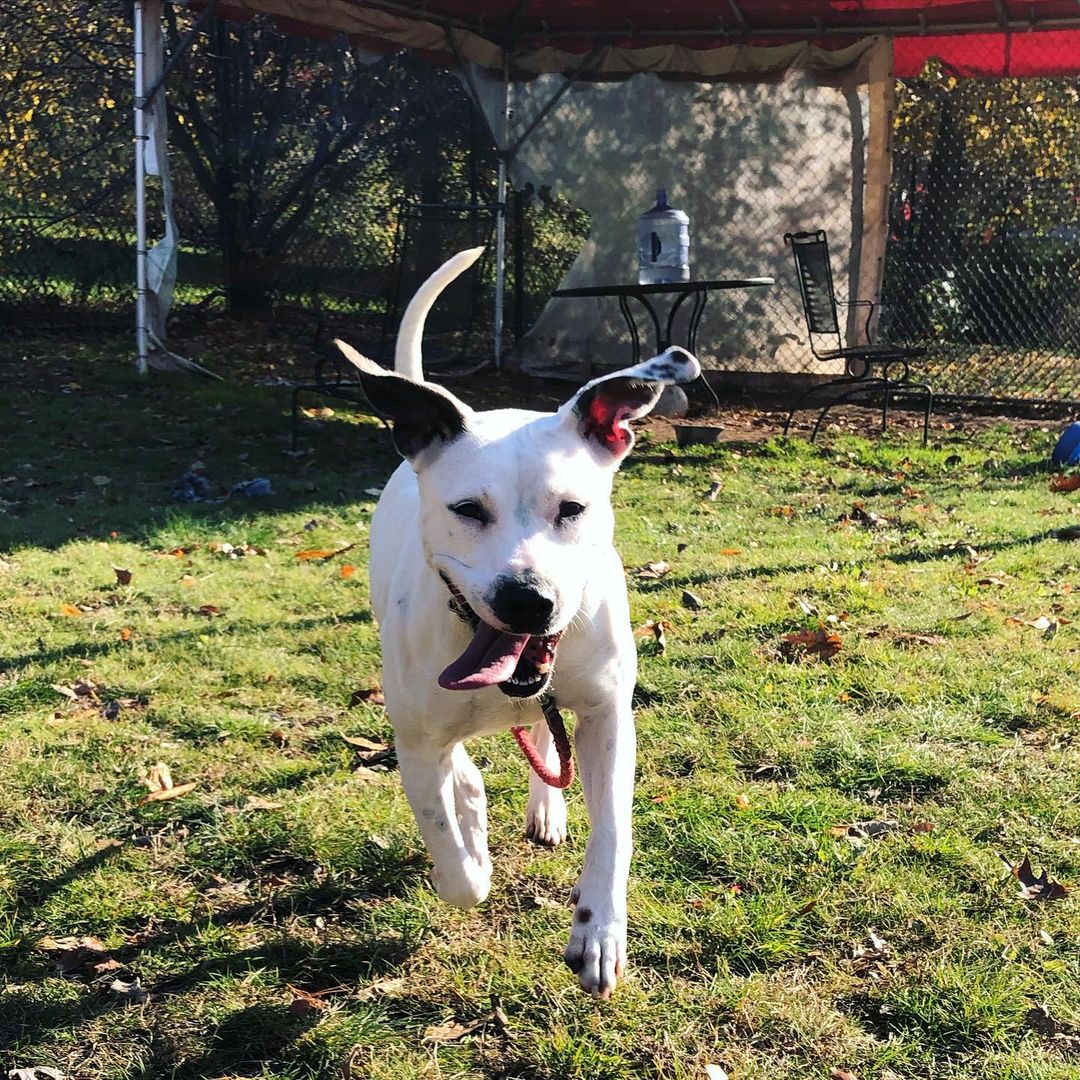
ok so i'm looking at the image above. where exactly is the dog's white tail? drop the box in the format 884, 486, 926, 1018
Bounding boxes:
394, 246, 485, 382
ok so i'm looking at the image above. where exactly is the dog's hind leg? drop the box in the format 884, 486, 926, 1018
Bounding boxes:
451, 742, 491, 871
396, 738, 492, 908
524, 720, 568, 847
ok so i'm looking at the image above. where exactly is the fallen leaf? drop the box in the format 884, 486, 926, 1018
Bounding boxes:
681, 590, 704, 611
286, 985, 333, 1015
424, 1014, 494, 1043
296, 543, 356, 561
734, 793, 751, 810
119, 627, 132, 642
8, 1067, 67, 1080
243, 797, 284, 812
1050, 474, 1080, 493
830, 1069, 857, 1080
340, 734, 388, 752
349, 687, 385, 707
269, 729, 289, 747
631, 560, 670, 580
180, 574, 196, 587
113, 567, 132, 586
999, 854, 1069, 901
59, 604, 82, 617
719, 547, 742, 556
830, 820, 900, 840
138, 762, 197, 805
196, 604, 222, 617
636, 619, 670, 653
38, 935, 109, 974
340, 563, 356, 579
354, 976, 406, 1002
781, 626, 843, 661
910, 821, 936, 833
109, 976, 148, 1004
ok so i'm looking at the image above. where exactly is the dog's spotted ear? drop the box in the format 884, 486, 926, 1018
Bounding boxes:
335, 340, 470, 463
562, 347, 701, 461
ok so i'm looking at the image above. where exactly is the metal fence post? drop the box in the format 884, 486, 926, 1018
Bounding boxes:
133, 0, 149, 375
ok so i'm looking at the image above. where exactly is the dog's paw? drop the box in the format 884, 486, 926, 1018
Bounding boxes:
431, 857, 491, 908
524, 789, 568, 847
563, 899, 627, 999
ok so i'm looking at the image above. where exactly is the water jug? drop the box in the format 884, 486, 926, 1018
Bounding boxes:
637, 189, 690, 285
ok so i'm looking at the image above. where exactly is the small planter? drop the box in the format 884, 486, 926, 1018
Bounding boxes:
674, 424, 724, 447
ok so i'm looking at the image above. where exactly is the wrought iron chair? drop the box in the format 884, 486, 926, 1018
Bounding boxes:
782, 229, 932, 444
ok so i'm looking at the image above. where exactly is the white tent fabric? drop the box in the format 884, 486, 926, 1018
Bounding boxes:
139, 0, 179, 343
469, 40, 887, 377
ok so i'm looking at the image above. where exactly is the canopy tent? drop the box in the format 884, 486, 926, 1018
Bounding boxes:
133, 1, 1080, 373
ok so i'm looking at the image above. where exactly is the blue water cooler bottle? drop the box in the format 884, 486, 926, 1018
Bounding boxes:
637, 189, 690, 284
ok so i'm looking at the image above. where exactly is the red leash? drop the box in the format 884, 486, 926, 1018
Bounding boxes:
511, 698, 574, 789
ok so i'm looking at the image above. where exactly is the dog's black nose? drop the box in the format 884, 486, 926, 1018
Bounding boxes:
489, 573, 556, 635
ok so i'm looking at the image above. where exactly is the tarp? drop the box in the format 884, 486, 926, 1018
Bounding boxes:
196, 1, 1080, 79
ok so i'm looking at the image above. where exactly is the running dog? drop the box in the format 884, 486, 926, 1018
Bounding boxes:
335, 247, 699, 998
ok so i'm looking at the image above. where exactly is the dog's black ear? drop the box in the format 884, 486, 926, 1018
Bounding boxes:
335, 340, 470, 462
562, 347, 701, 461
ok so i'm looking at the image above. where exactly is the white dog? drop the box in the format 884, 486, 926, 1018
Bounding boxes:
335, 248, 699, 999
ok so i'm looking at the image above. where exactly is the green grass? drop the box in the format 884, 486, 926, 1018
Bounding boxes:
2, 340, 1080, 1079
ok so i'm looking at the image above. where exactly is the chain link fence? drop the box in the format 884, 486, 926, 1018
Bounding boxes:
883, 56, 1080, 407
1, 2, 1078, 409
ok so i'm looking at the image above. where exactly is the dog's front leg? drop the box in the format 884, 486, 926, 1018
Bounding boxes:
563, 701, 635, 999
397, 738, 491, 908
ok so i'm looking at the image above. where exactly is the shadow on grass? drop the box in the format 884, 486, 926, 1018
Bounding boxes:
4, 872, 426, 1065
0, 348, 400, 551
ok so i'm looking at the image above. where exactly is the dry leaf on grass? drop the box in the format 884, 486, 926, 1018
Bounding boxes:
38, 935, 109, 975
243, 797, 284, 812
59, 604, 82, 617
196, 604, 222, 617
109, 977, 148, 1004
354, 976, 405, 1002
1050, 474, 1080, 493
52, 680, 99, 702
138, 762, 197, 805
424, 1004, 512, 1044
999, 854, 1070, 901
781, 626, 843, 662
286, 985, 333, 1016
349, 687, 385, 707
296, 543, 357, 561
681, 590, 704, 611
630, 560, 671, 580
635, 619, 670, 653
113, 567, 132, 586
830, 1069, 858, 1080
719, 547, 742, 556
340, 563, 356, 579
8, 1068, 67, 1080
830, 819, 901, 840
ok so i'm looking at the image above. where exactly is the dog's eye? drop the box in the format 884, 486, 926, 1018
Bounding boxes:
557, 500, 587, 524
449, 500, 489, 525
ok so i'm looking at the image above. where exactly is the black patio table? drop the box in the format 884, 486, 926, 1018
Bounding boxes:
552, 277, 775, 368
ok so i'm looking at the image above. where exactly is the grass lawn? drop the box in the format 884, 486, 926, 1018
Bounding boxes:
2, 340, 1080, 1080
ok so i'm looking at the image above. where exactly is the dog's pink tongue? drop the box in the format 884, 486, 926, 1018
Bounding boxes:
438, 623, 530, 691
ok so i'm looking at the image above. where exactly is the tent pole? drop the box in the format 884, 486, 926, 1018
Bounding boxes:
134, 0, 149, 375
494, 66, 512, 367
